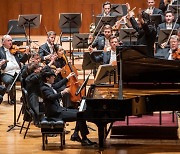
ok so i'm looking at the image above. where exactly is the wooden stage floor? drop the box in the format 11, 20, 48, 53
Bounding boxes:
1, 91, 180, 154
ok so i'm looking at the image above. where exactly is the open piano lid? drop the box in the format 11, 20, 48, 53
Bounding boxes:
116, 45, 180, 83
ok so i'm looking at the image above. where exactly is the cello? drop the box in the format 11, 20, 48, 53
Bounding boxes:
60, 53, 85, 103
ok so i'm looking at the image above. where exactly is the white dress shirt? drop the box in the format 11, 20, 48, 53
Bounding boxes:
109, 50, 116, 64
3, 47, 20, 76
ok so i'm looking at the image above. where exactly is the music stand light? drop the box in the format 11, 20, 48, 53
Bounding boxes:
111, 4, 128, 17
18, 14, 42, 43
82, 50, 103, 70
95, 16, 117, 34
119, 28, 138, 45
94, 64, 117, 84
158, 29, 177, 45
59, 13, 82, 59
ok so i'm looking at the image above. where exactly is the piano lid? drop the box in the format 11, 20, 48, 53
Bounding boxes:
116, 45, 180, 83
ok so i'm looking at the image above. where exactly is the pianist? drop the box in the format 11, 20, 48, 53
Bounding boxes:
40, 68, 97, 146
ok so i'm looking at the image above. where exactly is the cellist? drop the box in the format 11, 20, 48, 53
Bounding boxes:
48, 45, 78, 108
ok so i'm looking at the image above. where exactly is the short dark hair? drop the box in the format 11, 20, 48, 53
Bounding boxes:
165, 10, 174, 16
109, 35, 118, 42
103, 1, 111, 8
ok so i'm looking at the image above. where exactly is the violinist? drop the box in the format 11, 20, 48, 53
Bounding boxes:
98, 1, 116, 17
90, 36, 119, 65
0, 35, 29, 104
157, 10, 179, 48
155, 35, 179, 60
39, 31, 58, 64
88, 24, 112, 52
145, 0, 163, 16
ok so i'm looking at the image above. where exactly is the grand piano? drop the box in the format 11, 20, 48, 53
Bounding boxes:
78, 45, 180, 148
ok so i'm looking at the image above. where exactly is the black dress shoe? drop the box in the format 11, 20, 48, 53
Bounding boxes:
81, 138, 97, 146
70, 133, 82, 142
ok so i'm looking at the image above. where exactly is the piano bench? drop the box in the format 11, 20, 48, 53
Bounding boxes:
40, 118, 65, 150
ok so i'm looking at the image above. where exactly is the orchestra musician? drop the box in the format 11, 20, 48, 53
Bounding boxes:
38, 31, 58, 64
145, 0, 164, 16
0, 35, 29, 104
40, 68, 97, 146
88, 24, 112, 51
90, 35, 119, 65
155, 35, 179, 60
48, 45, 72, 108
157, 10, 179, 48
98, 1, 116, 17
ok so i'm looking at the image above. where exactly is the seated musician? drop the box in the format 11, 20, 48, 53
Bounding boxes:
0, 35, 29, 104
88, 24, 112, 51
157, 10, 180, 48
155, 35, 179, 60
129, 8, 157, 57
40, 68, 97, 146
48, 45, 72, 108
145, 0, 163, 16
38, 31, 58, 64
25, 62, 44, 125
98, 1, 115, 17
90, 35, 119, 66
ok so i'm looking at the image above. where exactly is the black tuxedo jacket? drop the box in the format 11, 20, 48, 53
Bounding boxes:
40, 78, 68, 120
39, 43, 58, 61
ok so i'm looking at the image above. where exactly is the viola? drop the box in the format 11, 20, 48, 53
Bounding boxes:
172, 48, 180, 60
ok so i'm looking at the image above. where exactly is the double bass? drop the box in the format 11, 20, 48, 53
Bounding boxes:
60, 53, 85, 103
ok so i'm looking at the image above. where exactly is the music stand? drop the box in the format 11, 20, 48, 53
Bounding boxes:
59, 13, 82, 59
158, 29, 177, 45
111, 4, 128, 17
119, 28, 138, 45
95, 16, 117, 34
72, 33, 89, 49
94, 64, 117, 84
82, 50, 103, 70
72, 33, 90, 81
150, 14, 162, 27
18, 14, 42, 44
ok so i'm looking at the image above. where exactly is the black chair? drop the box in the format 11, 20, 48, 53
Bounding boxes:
8, 19, 27, 45
19, 88, 35, 139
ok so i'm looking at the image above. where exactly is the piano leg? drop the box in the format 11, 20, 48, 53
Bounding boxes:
97, 124, 106, 148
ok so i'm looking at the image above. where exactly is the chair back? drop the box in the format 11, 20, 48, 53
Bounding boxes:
8, 19, 26, 35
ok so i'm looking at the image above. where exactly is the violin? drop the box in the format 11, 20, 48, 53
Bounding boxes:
9, 45, 27, 54
172, 48, 180, 60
